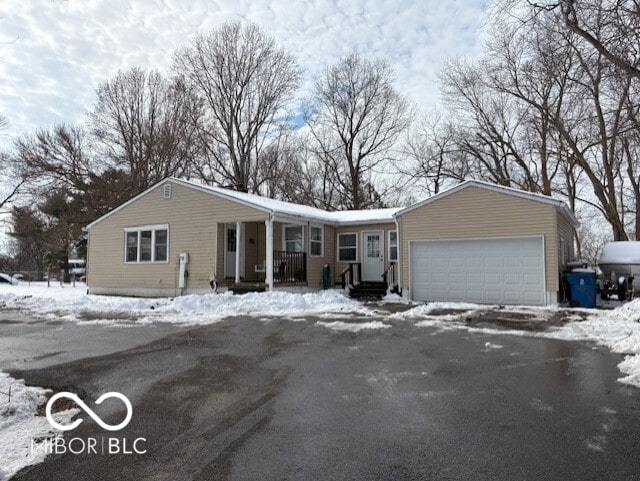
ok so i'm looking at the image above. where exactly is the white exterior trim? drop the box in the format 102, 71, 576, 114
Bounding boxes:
266, 218, 274, 291
123, 224, 170, 264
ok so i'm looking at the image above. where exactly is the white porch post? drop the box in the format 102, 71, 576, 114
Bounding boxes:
265, 218, 274, 291
235, 221, 241, 284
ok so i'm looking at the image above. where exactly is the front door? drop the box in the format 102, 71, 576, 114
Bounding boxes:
224, 223, 245, 279
362, 231, 384, 282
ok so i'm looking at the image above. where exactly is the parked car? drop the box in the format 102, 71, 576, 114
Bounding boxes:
0, 273, 19, 285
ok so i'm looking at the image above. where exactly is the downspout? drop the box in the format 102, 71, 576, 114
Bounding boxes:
394, 215, 403, 297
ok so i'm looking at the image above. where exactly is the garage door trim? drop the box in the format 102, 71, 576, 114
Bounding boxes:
408, 235, 546, 305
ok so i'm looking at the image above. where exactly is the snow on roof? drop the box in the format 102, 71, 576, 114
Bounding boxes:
171, 178, 399, 225
87, 177, 576, 230
599, 242, 640, 265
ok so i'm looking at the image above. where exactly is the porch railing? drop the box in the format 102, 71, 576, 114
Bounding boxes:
340, 262, 361, 289
273, 251, 307, 283
382, 262, 397, 293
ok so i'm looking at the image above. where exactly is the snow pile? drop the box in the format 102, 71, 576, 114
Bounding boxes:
153, 290, 372, 323
549, 299, 640, 387
0, 372, 77, 480
377, 292, 414, 304
389, 302, 489, 322
0, 285, 371, 325
315, 320, 391, 332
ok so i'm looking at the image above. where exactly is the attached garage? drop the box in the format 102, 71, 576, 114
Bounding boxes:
396, 181, 579, 306
410, 236, 545, 305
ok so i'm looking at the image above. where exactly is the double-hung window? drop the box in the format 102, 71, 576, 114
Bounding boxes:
284, 225, 303, 253
310, 225, 323, 257
388, 230, 398, 262
124, 225, 169, 263
337, 233, 357, 262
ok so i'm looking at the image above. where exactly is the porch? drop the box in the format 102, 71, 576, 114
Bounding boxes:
217, 221, 308, 289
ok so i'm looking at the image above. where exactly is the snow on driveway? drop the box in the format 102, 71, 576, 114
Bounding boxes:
393, 300, 640, 389
4, 283, 640, 388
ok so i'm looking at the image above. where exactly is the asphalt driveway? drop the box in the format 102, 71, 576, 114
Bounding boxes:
4, 311, 640, 481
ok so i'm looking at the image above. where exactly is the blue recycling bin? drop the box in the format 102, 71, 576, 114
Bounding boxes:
564, 271, 597, 308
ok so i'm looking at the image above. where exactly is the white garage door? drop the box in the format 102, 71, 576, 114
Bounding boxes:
410, 237, 545, 306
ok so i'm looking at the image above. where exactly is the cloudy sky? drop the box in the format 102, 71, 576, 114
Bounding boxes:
0, 0, 489, 148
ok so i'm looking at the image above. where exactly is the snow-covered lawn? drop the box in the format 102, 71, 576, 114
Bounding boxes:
0, 284, 372, 325
0, 372, 77, 480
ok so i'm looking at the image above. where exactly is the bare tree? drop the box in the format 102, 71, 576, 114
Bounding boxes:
0, 117, 25, 212
433, 2, 640, 241
90, 67, 201, 195
264, 133, 342, 209
305, 54, 411, 210
173, 21, 300, 193
401, 114, 466, 196
558, 0, 640, 78
12, 123, 92, 194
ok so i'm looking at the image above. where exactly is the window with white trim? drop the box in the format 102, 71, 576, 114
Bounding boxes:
388, 230, 398, 262
124, 225, 169, 263
337, 233, 357, 262
310, 225, 323, 257
284, 225, 303, 253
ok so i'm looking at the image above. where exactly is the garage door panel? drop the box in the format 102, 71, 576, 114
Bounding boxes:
485, 257, 500, 268
485, 272, 501, 284
523, 256, 541, 268
448, 272, 464, 283
467, 272, 482, 284
503, 256, 520, 268
467, 289, 484, 303
449, 257, 464, 268
524, 273, 541, 285
431, 258, 447, 269
504, 272, 521, 284
411, 237, 544, 306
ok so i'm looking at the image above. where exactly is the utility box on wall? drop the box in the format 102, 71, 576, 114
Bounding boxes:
178, 253, 189, 289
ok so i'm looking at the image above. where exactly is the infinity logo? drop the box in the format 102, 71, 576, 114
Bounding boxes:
45, 392, 133, 432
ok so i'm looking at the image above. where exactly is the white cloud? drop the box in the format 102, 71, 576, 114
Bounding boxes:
0, 0, 488, 148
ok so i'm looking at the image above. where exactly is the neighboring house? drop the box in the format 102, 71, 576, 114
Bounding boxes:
85, 178, 578, 306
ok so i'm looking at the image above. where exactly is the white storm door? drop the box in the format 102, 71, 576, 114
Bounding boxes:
362, 231, 384, 282
224, 223, 245, 278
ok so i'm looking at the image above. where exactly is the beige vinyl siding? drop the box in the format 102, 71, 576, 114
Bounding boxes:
399, 186, 560, 293
334, 223, 396, 284
305, 223, 334, 288
557, 211, 575, 270
87, 181, 267, 292
215, 223, 224, 281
